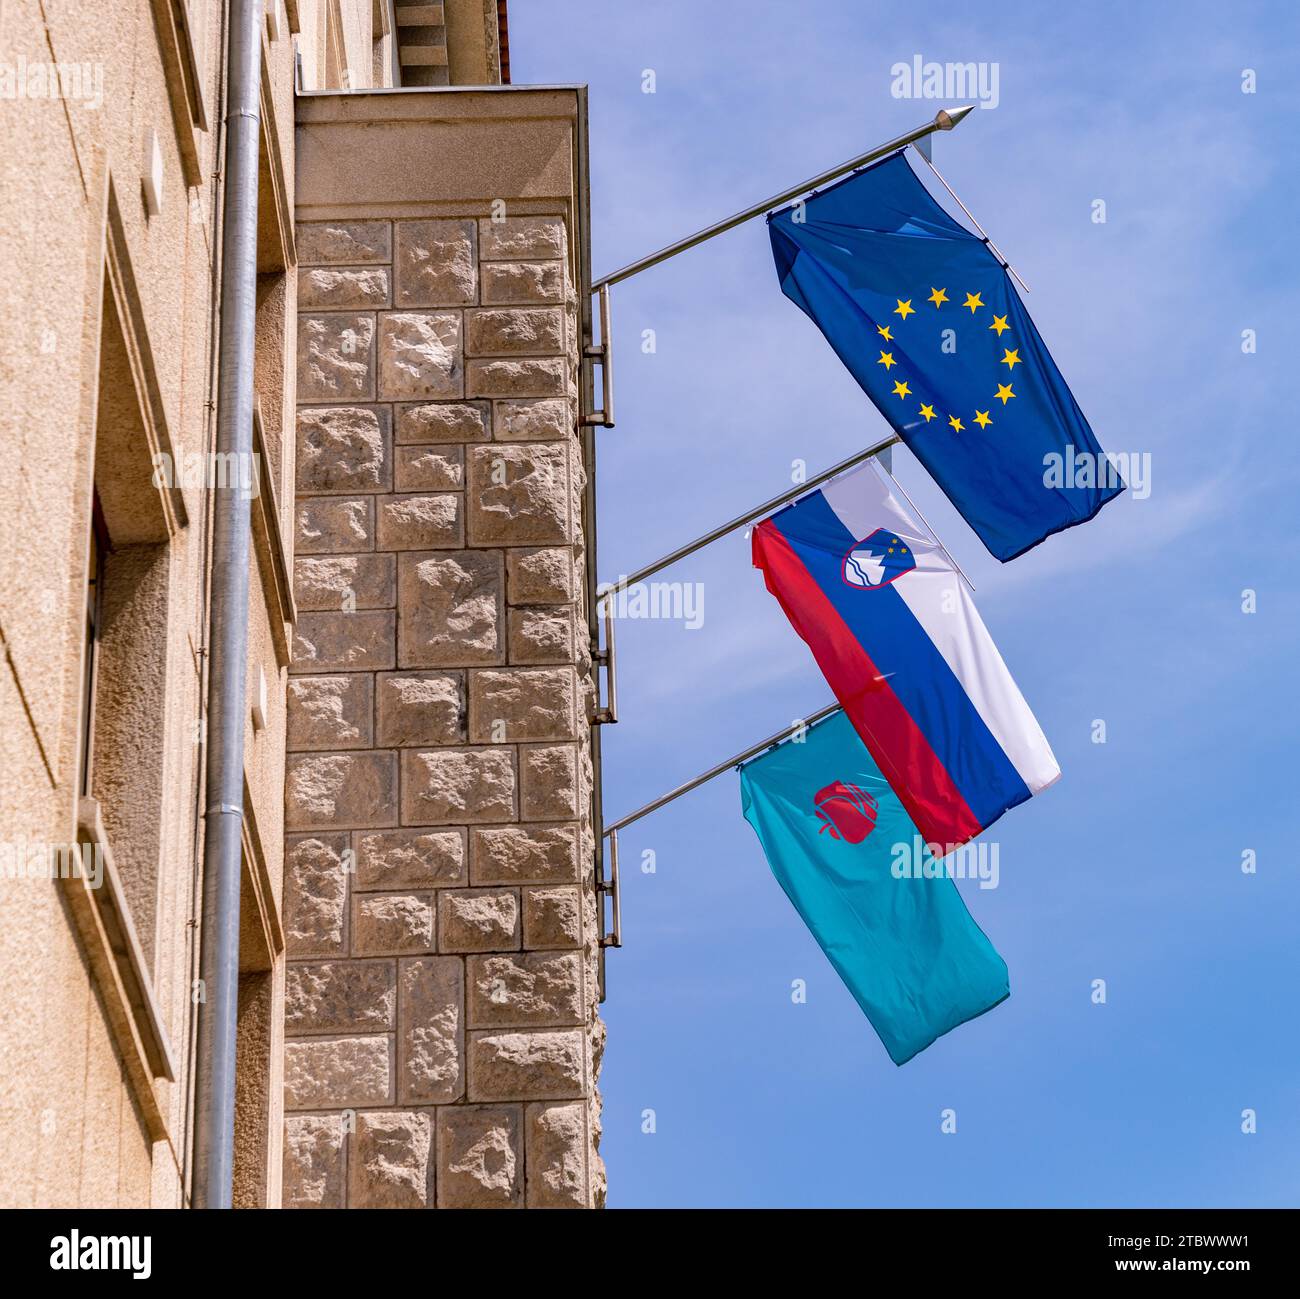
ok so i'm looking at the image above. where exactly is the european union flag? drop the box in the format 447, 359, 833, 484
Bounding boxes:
740, 710, 1009, 1065
769, 152, 1122, 561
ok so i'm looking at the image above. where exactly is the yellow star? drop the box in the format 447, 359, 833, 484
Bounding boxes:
894, 298, 915, 320
877, 323, 893, 341
963, 291, 984, 313
878, 350, 896, 370
1001, 347, 1022, 370
928, 287, 949, 308
989, 314, 1010, 336
994, 382, 1016, 405
892, 379, 911, 399
918, 403, 937, 422
948, 414, 964, 433
973, 410, 993, 430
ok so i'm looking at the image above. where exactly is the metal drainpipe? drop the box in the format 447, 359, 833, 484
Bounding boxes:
192, 0, 263, 1210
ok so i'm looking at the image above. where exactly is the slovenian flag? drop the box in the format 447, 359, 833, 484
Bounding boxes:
752, 458, 1059, 850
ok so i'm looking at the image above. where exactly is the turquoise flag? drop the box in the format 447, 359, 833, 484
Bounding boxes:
740, 710, 1009, 1065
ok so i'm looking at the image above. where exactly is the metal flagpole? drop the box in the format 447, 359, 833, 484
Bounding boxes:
600, 433, 900, 598
592, 106, 974, 291
909, 143, 1030, 294
604, 701, 842, 837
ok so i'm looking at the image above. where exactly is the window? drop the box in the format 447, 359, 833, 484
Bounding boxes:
79, 495, 110, 798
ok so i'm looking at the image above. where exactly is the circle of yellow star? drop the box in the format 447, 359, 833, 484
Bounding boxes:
918, 403, 937, 422
877, 323, 893, 341
994, 382, 1016, 405
893, 298, 915, 320
877, 350, 896, 370
948, 414, 964, 433
892, 379, 911, 399
963, 291, 984, 313
973, 410, 993, 430
1001, 347, 1022, 370
928, 287, 949, 308
989, 314, 1010, 336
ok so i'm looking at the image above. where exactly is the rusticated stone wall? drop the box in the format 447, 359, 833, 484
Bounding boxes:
281, 212, 604, 1208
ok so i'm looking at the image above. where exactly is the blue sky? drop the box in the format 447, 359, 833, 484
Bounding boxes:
510, 0, 1300, 1207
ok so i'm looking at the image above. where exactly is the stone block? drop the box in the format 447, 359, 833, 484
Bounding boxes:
506, 547, 573, 604
481, 260, 565, 305
287, 674, 374, 752
283, 1115, 346, 1208
293, 554, 395, 611
298, 220, 390, 266
508, 606, 574, 665
526, 1102, 589, 1208
350, 1111, 432, 1208
522, 886, 583, 951
376, 493, 463, 550
378, 312, 463, 400
467, 443, 571, 545
285, 751, 398, 831
296, 496, 374, 554
283, 1035, 392, 1109
395, 400, 489, 444
495, 398, 571, 441
401, 748, 516, 825
394, 218, 477, 307
478, 216, 565, 261
465, 307, 564, 357
436, 1105, 522, 1208
439, 889, 519, 954
355, 828, 467, 891
291, 611, 395, 673
296, 405, 390, 493
284, 834, 349, 957
285, 960, 396, 1035
470, 825, 579, 886
353, 892, 435, 956
467, 1030, 585, 1101
466, 357, 566, 399
395, 444, 464, 492
519, 743, 579, 821
397, 551, 503, 668
398, 957, 464, 1104
469, 667, 576, 743
298, 266, 390, 310
375, 671, 464, 747
298, 313, 376, 403
467, 952, 583, 1028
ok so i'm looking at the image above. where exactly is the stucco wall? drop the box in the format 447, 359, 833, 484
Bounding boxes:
0, 0, 297, 1208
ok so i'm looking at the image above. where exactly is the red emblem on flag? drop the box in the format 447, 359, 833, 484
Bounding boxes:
813, 780, 878, 843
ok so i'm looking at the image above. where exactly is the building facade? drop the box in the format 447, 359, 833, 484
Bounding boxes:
0, 0, 605, 1209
